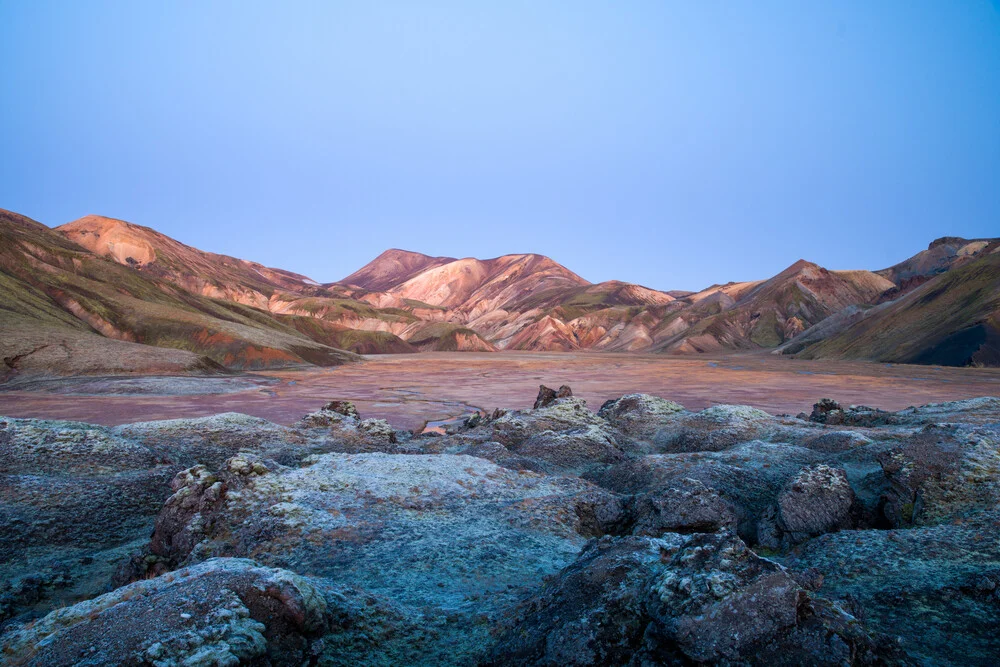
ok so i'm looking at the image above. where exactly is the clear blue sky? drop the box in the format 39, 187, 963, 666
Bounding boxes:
2, 1, 998, 290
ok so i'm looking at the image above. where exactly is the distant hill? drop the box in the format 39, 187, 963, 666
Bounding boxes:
2, 206, 997, 378
796, 248, 1000, 367
1, 209, 360, 380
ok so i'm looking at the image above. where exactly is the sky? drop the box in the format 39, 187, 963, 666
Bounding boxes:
1, 1, 998, 291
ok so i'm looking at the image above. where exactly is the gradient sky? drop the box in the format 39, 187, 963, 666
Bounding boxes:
1, 1, 998, 291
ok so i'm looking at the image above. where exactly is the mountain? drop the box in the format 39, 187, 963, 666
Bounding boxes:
334, 251, 679, 350
2, 205, 998, 375
340, 249, 456, 292
56, 215, 418, 357
877, 236, 999, 289
59, 215, 322, 309
795, 248, 1000, 367
649, 261, 896, 354
0, 209, 360, 381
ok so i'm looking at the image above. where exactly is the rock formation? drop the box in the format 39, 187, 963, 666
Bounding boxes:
4, 388, 1000, 664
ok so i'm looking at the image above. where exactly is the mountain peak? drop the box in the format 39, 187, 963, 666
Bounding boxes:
58, 215, 161, 265
340, 248, 457, 291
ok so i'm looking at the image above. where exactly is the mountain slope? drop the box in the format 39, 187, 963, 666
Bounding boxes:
58, 215, 417, 356
652, 261, 895, 353
878, 236, 999, 287
798, 249, 1000, 367
59, 215, 322, 309
0, 209, 359, 378
383, 253, 589, 312
5, 206, 997, 366
340, 249, 456, 292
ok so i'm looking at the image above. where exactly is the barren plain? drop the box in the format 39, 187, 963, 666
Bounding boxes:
2, 351, 999, 430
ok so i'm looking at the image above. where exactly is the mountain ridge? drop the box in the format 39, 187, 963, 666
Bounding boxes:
1, 206, 997, 377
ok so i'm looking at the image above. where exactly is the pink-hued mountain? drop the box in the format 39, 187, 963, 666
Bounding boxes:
341, 249, 457, 293
2, 206, 997, 379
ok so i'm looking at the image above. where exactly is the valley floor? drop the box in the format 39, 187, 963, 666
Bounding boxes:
2, 351, 999, 429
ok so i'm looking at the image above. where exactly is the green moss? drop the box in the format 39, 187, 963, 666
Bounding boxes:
750, 311, 783, 347
402, 298, 446, 311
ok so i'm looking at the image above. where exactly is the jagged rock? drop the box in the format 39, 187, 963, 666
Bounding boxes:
357, 417, 398, 443
0, 412, 382, 625
628, 477, 736, 535
297, 401, 361, 428
810, 398, 843, 424
487, 532, 902, 666
117, 412, 313, 467
136, 452, 625, 631
597, 393, 685, 438
533, 384, 573, 409
781, 512, 1000, 665
651, 404, 775, 453
757, 464, 855, 549
801, 429, 874, 453
1, 558, 457, 666
809, 399, 900, 427
891, 397, 1000, 426
489, 396, 611, 447
877, 423, 1000, 526
512, 425, 626, 475
589, 441, 823, 545
323, 400, 360, 418
5, 392, 1000, 666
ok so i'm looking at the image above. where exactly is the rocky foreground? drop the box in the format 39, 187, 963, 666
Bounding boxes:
2, 389, 1000, 665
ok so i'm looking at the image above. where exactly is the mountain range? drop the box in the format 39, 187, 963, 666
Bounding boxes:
1, 207, 997, 381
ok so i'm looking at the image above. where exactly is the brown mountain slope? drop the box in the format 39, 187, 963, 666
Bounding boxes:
0, 209, 359, 378
59, 215, 321, 309
7, 206, 997, 365
338, 251, 685, 351
58, 215, 417, 355
340, 248, 456, 291
382, 253, 589, 313
652, 260, 895, 353
798, 249, 1000, 367
878, 236, 1000, 286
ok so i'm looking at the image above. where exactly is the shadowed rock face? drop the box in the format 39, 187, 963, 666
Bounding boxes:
0, 558, 461, 667
486, 532, 903, 666
3, 391, 1000, 665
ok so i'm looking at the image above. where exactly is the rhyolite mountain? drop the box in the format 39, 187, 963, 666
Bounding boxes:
0, 210, 360, 382
1, 206, 998, 380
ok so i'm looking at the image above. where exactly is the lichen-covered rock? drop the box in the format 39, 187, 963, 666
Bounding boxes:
628, 477, 736, 535
5, 391, 1000, 666
487, 532, 900, 666
890, 397, 1000, 426
589, 441, 824, 545
878, 423, 1000, 527
809, 398, 901, 427
357, 417, 398, 443
0, 411, 378, 625
757, 464, 855, 549
533, 384, 573, 409
810, 398, 843, 423
489, 397, 611, 447
781, 512, 1000, 665
801, 429, 875, 453
597, 393, 685, 438
0, 558, 455, 667
141, 452, 625, 618
0, 417, 161, 475
650, 404, 775, 453
512, 425, 626, 475
116, 412, 310, 467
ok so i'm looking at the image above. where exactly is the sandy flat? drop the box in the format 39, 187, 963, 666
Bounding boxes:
2, 352, 999, 430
